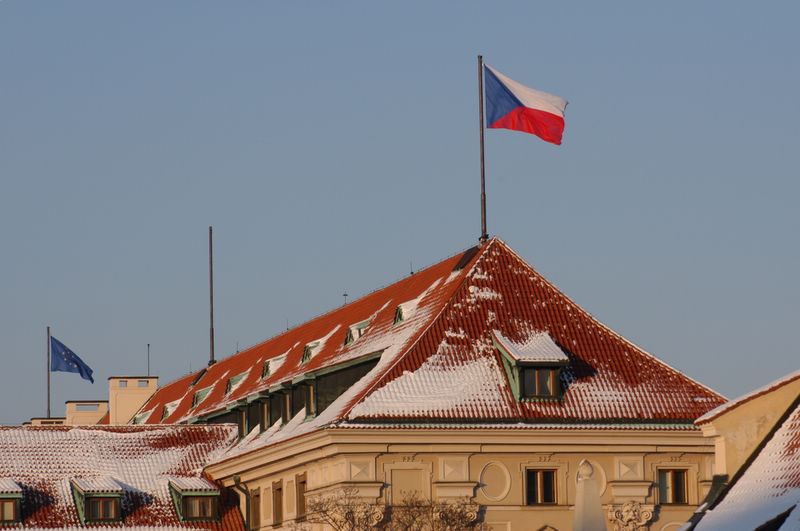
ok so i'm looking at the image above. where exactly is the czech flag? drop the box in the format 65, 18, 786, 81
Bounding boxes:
484, 64, 568, 145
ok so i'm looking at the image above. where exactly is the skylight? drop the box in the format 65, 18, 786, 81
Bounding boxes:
302, 341, 320, 364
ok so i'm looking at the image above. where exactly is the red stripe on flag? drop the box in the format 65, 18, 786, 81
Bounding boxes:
489, 107, 565, 145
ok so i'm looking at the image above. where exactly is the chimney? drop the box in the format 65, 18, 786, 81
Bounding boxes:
108, 376, 158, 425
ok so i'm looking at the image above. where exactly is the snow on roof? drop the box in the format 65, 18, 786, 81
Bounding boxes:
696, 368, 800, 425
71, 476, 123, 494
0, 477, 22, 494
142, 239, 724, 450
349, 338, 510, 418
0, 425, 242, 529
493, 329, 569, 363
694, 399, 800, 530
168, 476, 219, 492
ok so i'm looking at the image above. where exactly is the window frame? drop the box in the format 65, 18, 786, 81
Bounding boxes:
295, 473, 307, 522
272, 480, 283, 526
658, 468, 688, 505
0, 498, 20, 524
520, 367, 561, 399
85, 496, 121, 523
525, 468, 558, 506
181, 495, 219, 521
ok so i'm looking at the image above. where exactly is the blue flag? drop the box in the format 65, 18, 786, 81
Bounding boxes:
50, 336, 94, 383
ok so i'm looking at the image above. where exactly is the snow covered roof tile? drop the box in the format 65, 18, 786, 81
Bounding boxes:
168, 476, 219, 492
694, 398, 800, 530
0, 425, 243, 529
493, 329, 569, 363
71, 476, 123, 494
0, 478, 22, 495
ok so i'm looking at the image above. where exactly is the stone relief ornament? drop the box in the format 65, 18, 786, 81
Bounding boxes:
607, 500, 654, 531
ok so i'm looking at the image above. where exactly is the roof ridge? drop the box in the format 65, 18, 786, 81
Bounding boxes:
339, 239, 496, 419
495, 239, 727, 403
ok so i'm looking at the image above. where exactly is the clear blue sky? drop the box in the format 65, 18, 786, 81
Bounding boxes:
1, 2, 798, 424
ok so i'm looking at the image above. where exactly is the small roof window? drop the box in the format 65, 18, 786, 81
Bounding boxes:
192, 386, 213, 407
161, 399, 181, 421
225, 369, 250, 395
71, 477, 123, 524
0, 479, 22, 525
302, 342, 320, 363
168, 477, 220, 522
344, 320, 370, 346
133, 409, 154, 425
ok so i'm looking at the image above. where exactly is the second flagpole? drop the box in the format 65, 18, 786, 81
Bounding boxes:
46, 326, 51, 418
478, 55, 488, 243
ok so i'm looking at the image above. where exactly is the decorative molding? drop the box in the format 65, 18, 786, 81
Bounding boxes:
607, 501, 655, 531
479, 461, 511, 501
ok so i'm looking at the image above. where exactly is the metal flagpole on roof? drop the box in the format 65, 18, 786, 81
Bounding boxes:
478, 55, 488, 243
46, 326, 51, 418
208, 226, 216, 366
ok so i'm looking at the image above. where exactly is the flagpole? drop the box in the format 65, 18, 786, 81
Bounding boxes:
478, 55, 488, 243
208, 226, 216, 366
46, 326, 51, 418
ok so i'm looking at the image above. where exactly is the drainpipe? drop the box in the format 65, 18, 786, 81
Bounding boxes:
232, 474, 251, 530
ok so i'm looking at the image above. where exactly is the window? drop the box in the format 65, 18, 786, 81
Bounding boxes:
521, 367, 560, 398
272, 481, 283, 525
302, 342, 320, 364
268, 394, 283, 426
261, 360, 270, 379
0, 499, 18, 523
393, 306, 405, 325
75, 403, 99, 411
345, 321, 370, 345
137, 379, 149, 388
192, 386, 212, 407
658, 469, 687, 504
183, 496, 217, 520
86, 497, 119, 522
291, 385, 307, 417
246, 401, 261, 433
526, 469, 557, 505
119, 380, 128, 388
226, 371, 249, 395
296, 474, 307, 521
251, 490, 261, 529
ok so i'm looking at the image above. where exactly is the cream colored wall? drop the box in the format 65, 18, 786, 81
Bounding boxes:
699, 377, 800, 477
65, 401, 108, 425
209, 428, 714, 531
108, 377, 158, 425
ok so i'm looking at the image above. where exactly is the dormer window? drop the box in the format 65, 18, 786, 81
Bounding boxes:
302, 342, 320, 363
261, 360, 270, 379
344, 320, 370, 345
0, 479, 22, 524
225, 370, 249, 395
71, 477, 123, 524
168, 477, 220, 522
493, 330, 569, 401
161, 399, 180, 421
192, 386, 212, 407
133, 409, 154, 424
393, 306, 405, 325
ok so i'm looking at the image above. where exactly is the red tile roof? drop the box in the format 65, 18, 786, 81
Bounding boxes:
139, 238, 725, 440
0, 425, 243, 529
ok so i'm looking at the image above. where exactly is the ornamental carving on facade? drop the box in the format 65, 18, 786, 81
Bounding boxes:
607, 500, 654, 531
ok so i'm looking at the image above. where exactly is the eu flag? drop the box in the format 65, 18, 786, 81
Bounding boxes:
50, 336, 94, 383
